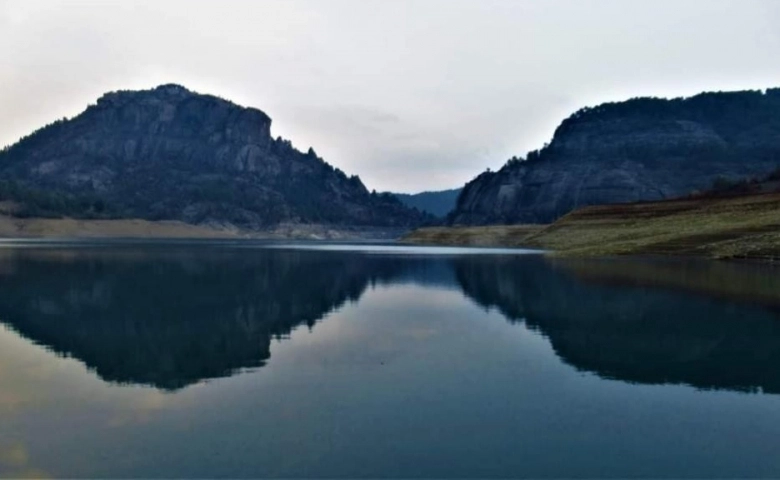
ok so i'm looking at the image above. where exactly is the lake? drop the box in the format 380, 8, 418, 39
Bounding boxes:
1, 242, 780, 478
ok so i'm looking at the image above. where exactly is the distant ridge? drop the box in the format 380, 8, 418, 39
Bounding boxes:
391, 188, 462, 218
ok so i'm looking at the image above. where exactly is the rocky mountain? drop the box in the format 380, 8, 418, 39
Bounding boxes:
450, 88, 780, 225
391, 187, 462, 218
0, 84, 429, 229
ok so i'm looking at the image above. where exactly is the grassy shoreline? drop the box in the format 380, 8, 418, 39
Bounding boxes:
400, 225, 544, 247
403, 193, 780, 261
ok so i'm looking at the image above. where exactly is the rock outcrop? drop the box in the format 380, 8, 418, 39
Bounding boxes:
450, 88, 780, 224
0, 84, 429, 228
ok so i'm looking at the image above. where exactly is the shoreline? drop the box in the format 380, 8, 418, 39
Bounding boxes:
6, 189, 780, 264
0, 215, 409, 242
399, 225, 544, 248
402, 193, 780, 262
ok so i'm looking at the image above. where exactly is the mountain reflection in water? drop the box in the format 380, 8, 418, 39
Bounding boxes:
0, 245, 779, 393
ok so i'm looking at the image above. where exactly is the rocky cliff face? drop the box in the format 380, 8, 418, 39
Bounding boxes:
450, 89, 780, 224
0, 84, 428, 228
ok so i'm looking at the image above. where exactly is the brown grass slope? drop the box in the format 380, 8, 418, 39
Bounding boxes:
525, 193, 780, 260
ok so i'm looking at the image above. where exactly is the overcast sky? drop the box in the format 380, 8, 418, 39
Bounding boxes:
2, 0, 779, 192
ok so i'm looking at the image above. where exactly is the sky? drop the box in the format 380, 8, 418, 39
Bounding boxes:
2, 0, 780, 193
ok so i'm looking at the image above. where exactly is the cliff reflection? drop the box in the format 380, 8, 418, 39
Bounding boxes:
0, 247, 414, 390
455, 255, 780, 394
1, 246, 780, 394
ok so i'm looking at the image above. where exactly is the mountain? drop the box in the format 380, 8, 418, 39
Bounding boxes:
449, 88, 780, 225
391, 187, 462, 217
0, 84, 429, 229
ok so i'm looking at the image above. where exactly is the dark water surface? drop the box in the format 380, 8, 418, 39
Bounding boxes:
1, 242, 780, 478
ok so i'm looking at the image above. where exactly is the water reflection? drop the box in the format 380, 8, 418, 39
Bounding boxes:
0, 248, 406, 390
457, 256, 780, 394
0, 246, 779, 393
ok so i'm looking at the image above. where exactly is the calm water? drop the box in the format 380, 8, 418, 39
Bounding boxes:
2, 242, 780, 478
